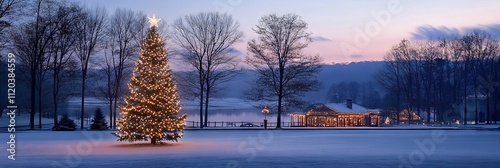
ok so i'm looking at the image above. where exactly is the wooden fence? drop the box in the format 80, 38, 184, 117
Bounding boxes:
186, 121, 293, 128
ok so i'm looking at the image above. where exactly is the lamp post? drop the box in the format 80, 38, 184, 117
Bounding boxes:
262, 106, 270, 129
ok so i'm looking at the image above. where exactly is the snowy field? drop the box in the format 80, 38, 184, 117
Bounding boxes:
2, 129, 500, 168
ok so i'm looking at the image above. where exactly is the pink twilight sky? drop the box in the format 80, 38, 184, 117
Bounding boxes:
75, 0, 500, 64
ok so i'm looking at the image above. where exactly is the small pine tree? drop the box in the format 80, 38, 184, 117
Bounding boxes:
53, 113, 76, 131
385, 116, 391, 125
113, 15, 186, 144
91, 108, 108, 130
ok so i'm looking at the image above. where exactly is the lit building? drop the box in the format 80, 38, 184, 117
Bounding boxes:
398, 109, 422, 124
290, 99, 380, 127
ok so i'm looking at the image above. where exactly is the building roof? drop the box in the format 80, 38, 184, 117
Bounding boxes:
325, 103, 369, 113
305, 104, 338, 115
292, 102, 375, 116
310, 104, 337, 113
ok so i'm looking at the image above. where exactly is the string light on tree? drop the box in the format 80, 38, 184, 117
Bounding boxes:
113, 14, 186, 144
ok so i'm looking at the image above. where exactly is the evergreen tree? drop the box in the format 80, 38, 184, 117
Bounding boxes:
53, 113, 76, 131
384, 116, 391, 125
91, 108, 108, 130
113, 15, 186, 144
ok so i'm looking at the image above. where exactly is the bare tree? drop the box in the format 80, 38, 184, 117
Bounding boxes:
376, 56, 401, 124
452, 31, 495, 124
484, 43, 500, 124
94, 41, 116, 129
172, 12, 243, 128
11, 20, 51, 127
467, 31, 498, 124
75, 5, 106, 129
418, 41, 441, 123
48, 3, 82, 128
376, 39, 411, 124
106, 8, 146, 129
11, 0, 59, 129
246, 13, 322, 129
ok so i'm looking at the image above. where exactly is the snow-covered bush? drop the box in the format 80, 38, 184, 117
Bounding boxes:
53, 113, 76, 131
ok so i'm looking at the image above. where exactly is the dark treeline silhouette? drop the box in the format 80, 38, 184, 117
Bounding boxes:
376, 30, 500, 125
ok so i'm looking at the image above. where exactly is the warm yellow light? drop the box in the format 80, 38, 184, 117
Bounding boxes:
113, 22, 186, 144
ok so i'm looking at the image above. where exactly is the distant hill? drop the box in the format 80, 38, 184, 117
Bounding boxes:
217, 61, 385, 102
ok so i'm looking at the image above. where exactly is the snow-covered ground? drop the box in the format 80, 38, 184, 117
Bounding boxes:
1, 129, 500, 167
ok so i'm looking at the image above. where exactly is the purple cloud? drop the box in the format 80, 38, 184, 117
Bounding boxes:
311, 36, 332, 42
349, 54, 363, 59
411, 24, 500, 40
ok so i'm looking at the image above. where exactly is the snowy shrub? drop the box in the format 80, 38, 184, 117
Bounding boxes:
91, 108, 108, 130
53, 113, 77, 131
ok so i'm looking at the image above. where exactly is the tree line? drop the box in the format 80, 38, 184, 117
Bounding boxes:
3, 0, 149, 130
376, 31, 500, 125
0, 0, 321, 129
326, 81, 382, 109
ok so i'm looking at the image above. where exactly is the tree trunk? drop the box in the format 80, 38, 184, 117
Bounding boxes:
81, 73, 86, 129
408, 68, 413, 125
151, 139, 156, 145
396, 65, 401, 125
30, 0, 42, 131
113, 69, 119, 129
53, 71, 59, 128
277, 64, 284, 129
494, 94, 497, 124
277, 94, 282, 129
427, 84, 431, 124
30, 71, 36, 130
109, 99, 113, 128
199, 66, 204, 129
474, 85, 478, 124
38, 81, 42, 129
486, 94, 490, 124
396, 96, 400, 125
416, 80, 421, 124
113, 96, 118, 129
204, 88, 209, 127
463, 70, 467, 125
204, 69, 210, 127
199, 90, 204, 128
107, 71, 113, 128
433, 108, 437, 123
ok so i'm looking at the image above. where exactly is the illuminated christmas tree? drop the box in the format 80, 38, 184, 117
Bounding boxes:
113, 15, 186, 144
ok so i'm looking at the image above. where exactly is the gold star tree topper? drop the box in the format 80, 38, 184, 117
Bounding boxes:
148, 14, 161, 27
